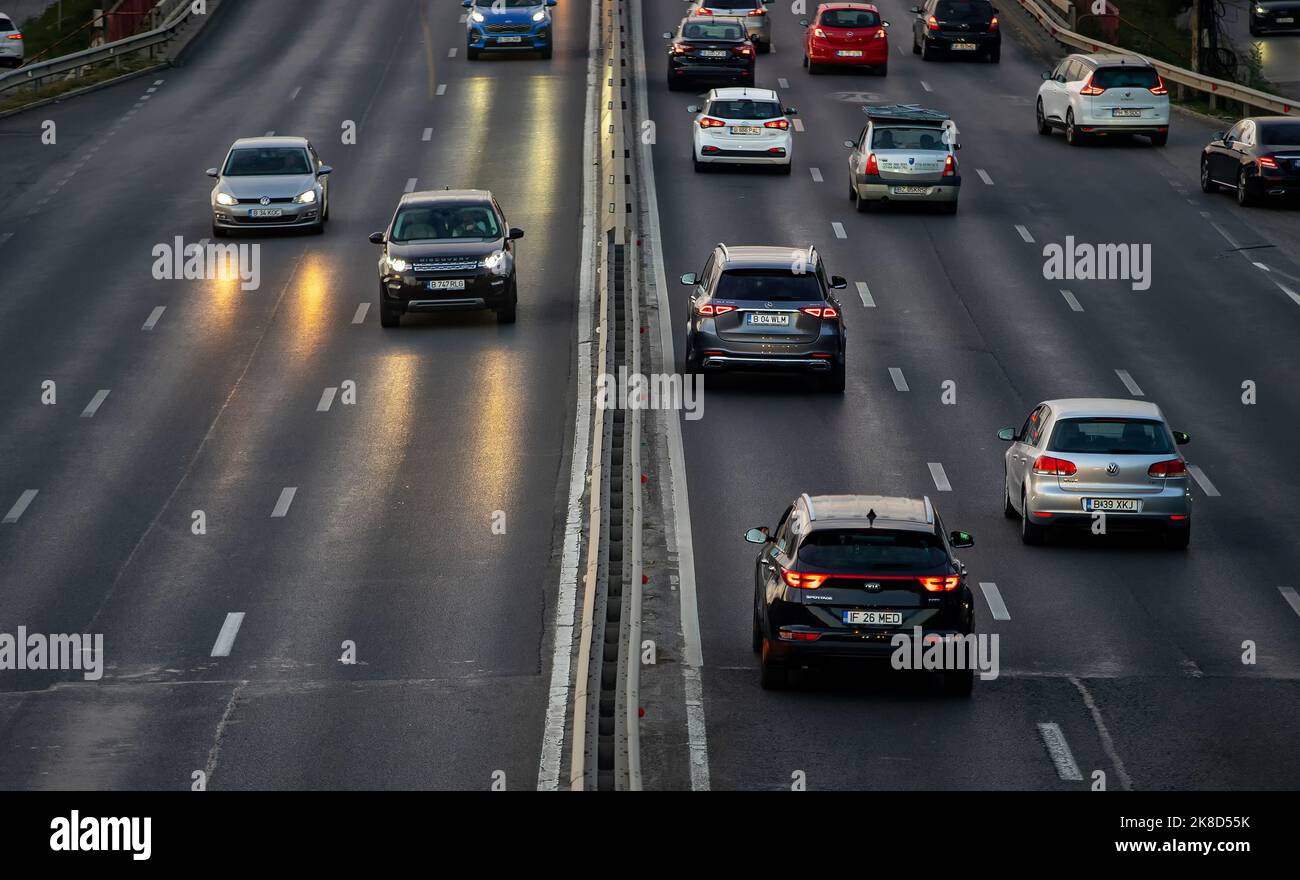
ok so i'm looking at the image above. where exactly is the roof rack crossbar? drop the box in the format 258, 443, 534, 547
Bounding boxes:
800, 493, 816, 522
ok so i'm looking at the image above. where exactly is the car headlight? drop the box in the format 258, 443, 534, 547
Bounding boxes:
482, 249, 508, 274
293, 189, 317, 204
387, 256, 409, 273
471, 10, 485, 22
215, 192, 237, 206
1255, 5, 1265, 12
533, 9, 547, 21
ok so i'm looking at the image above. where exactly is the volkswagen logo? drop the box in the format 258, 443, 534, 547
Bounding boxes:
1106, 462, 1120, 476
259, 196, 271, 205
864, 582, 881, 592
846, 31, 854, 37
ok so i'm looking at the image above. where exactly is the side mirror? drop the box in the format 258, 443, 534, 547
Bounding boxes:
687, 104, 700, 113
744, 527, 770, 544
954, 143, 962, 150
662, 32, 674, 39
829, 275, 847, 289
949, 531, 974, 549
1212, 131, 1225, 142
317, 165, 334, 176
798, 18, 808, 26
462, 0, 472, 6
883, 21, 890, 27
1056, 74, 1066, 83
910, 5, 922, 12
1041, 71, 1051, 80
784, 107, 798, 116
680, 272, 698, 286
368, 231, 385, 244
547, 0, 557, 5
843, 139, 856, 149
1172, 431, 1190, 445
205, 167, 218, 177
508, 227, 525, 240
997, 427, 1016, 442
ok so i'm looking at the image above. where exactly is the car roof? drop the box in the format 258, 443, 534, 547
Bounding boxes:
399, 189, 493, 206
1247, 115, 1298, 124
709, 87, 779, 101
715, 243, 818, 270
1040, 398, 1166, 420
1077, 52, 1153, 68
230, 136, 309, 149
863, 103, 951, 125
801, 494, 936, 530
817, 2, 881, 10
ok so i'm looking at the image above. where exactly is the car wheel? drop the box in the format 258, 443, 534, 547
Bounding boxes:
802, 53, 808, 68
1166, 526, 1191, 550
1238, 167, 1257, 206
759, 639, 788, 690
212, 224, 228, 238
310, 220, 325, 235
466, 45, 480, 61
540, 45, 553, 60
752, 603, 763, 653
808, 59, 821, 75
379, 300, 401, 328
878, 62, 888, 76
941, 200, 958, 215
496, 279, 518, 324
779, 159, 792, 175
1020, 492, 1046, 545
1150, 131, 1168, 147
758, 40, 771, 54
1003, 476, 1017, 519
1036, 99, 1052, 135
693, 154, 706, 173
1065, 109, 1082, 146
943, 666, 975, 696
823, 360, 846, 393
666, 73, 680, 91
683, 337, 702, 374
1250, 23, 1261, 36
1200, 158, 1218, 193
855, 189, 872, 212
921, 40, 936, 61
988, 48, 1000, 63
912, 34, 921, 55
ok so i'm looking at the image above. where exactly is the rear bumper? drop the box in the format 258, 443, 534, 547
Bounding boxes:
923, 32, 1000, 52
766, 628, 972, 664
808, 41, 889, 64
1076, 119, 1169, 136
1024, 480, 1192, 519
702, 354, 835, 371
696, 140, 791, 164
669, 61, 755, 83
854, 174, 960, 203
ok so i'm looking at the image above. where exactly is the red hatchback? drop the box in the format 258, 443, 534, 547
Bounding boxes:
801, 3, 890, 75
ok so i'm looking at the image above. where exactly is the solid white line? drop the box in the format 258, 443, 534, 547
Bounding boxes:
792, 118, 804, 132
976, 168, 993, 185
1279, 586, 1300, 619
777, 77, 789, 89
1209, 222, 1238, 248
927, 462, 952, 492
1059, 289, 1083, 312
979, 582, 1010, 621
1015, 224, 1034, 243
1114, 369, 1144, 397
210, 613, 245, 658
422, 127, 433, 141
80, 390, 110, 418
1273, 279, 1300, 307
2, 490, 38, 524
317, 388, 338, 412
436, 84, 447, 96
1069, 676, 1133, 790
290, 86, 301, 100
888, 367, 909, 391
856, 281, 875, 307
1186, 464, 1220, 497
832, 221, 846, 239
352, 302, 370, 324
270, 487, 297, 518
1037, 722, 1084, 781
921, 80, 933, 92
1252, 261, 1269, 272
809, 167, 823, 182
142, 306, 166, 330
404, 177, 418, 193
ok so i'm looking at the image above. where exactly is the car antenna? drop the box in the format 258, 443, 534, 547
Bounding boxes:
866, 509, 876, 528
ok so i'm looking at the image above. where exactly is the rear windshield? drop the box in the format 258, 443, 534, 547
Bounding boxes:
223, 148, 311, 176
1258, 121, 1300, 144
1049, 418, 1174, 455
474, 0, 540, 6
0, 17, 13, 31
1091, 66, 1160, 89
683, 21, 745, 40
936, 1, 993, 21
701, 0, 762, 7
821, 9, 881, 27
708, 99, 782, 120
798, 529, 948, 571
715, 270, 822, 301
872, 126, 948, 150
391, 203, 501, 242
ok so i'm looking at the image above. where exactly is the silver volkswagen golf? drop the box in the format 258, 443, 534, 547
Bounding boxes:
207, 136, 332, 237
998, 398, 1192, 548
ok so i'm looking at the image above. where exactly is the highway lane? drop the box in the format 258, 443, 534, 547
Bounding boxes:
0, 0, 589, 789
1222, 0, 1300, 99
638, 2, 1300, 788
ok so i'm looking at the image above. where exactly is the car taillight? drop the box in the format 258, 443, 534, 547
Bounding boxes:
874, 28, 886, 39
4, 32, 19, 40
1079, 76, 1105, 95
1149, 75, 1167, 95
942, 154, 955, 177
1148, 459, 1187, 478
927, 14, 939, 30
748, 7, 766, 14
1032, 455, 1077, 476
919, 576, 960, 592
1258, 155, 1280, 169
764, 118, 789, 130
698, 116, 726, 128
671, 43, 687, 55
782, 570, 829, 590
695, 6, 713, 13
989, 15, 999, 30
813, 26, 826, 37
695, 303, 736, 316
800, 306, 839, 318
865, 152, 879, 175
734, 44, 753, 56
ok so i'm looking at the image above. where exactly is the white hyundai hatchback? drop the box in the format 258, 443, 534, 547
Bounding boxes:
0, 12, 23, 68
1036, 52, 1169, 147
688, 87, 796, 173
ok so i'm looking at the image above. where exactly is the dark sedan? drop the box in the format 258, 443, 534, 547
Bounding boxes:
1250, 1, 1300, 35
1200, 116, 1300, 206
664, 16, 756, 91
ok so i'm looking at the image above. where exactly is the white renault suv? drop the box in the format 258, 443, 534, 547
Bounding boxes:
0, 12, 23, 68
1036, 52, 1169, 147
688, 87, 796, 173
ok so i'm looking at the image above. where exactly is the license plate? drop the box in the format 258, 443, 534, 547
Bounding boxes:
844, 610, 903, 626
731, 125, 761, 135
1084, 498, 1141, 512
699, 50, 728, 58
837, 50, 864, 57
249, 208, 282, 218
746, 312, 789, 325
892, 185, 929, 194
427, 279, 467, 291
952, 42, 977, 50
1112, 108, 1141, 118
1279, 16, 1294, 22
496, 36, 523, 43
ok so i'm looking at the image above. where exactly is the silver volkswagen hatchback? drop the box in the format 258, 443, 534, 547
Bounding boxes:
207, 136, 332, 237
998, 398, 1192, 548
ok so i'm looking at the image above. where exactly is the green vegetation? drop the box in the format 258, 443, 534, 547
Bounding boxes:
18, 0, 105, 64
0, 56, 153, 115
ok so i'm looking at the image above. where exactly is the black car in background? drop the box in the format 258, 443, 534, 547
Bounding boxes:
1250, 1, 1300, 35
664, 16, 756, 91
370, 189, 524, 326
911, 0, 1000, 62
1200, 116, 1300, 206
746, 494, 977, 693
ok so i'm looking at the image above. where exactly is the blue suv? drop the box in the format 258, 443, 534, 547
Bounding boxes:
463, 0, 558, 60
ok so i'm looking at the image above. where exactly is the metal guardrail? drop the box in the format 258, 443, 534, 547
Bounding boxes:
0, 0, 193, 96
1015, 0, 1298, 116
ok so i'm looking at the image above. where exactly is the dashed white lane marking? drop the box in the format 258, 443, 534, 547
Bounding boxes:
809, 167, 823, 182
1279, 586, 1300, 619
1186, 464, 1220, 497
979, 582, 1010, 621
1069, 675, 1133, 791
422, 127, 433, 141
1273, 279, 1300, 307
778, 77, 789, 89
271, 487, 298, 518
210, 612, 245, 658
142, 306, 166, 330
140, 93, 151, 100
1060, 289, 1083, 312
1210, 222, 1238, 248
449, 47, 458, 58
154, 79, 164, 85
792, 118, 804, 132
1015, 224, 1034, 243
1037, 722, 1084, 781
856, 281, 875, 307
2, 490, 38, 524
146, 86, 157, 93
976, 168, 993, 185
888, 367, 909, 391
1199, 210, 1211, 219
831, 221, 846, 239
436, 84, 447, 96
927, 462, 952, 492
1253, 262, 1269, 272
404, 177, 418, 193
264, 130, 275, 136
921, 80, 933, 92
352, 302, 371, 324
80, 390, 111, 418
897, 44, 905, 56
317, 387, 338, 412
1114, 369, 1144, 397
290, 86, 301, 100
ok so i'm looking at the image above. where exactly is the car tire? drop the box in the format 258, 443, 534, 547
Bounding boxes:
540, 46, 553, 60
212, 224, 228, 238
988, 48, 1000, 63
683, 337, 702, 374
496, 279, 518, 324
310, 220, 325, 235
1150, 131, 1168, 147
855, 189, 872, 212
752, 604, 763, 653
1020, 492, 1046, 545
1237, 167, 1256, 206
1003, 477, 1017, 519
1249, 23, 1261, 36
921, 40, 936, 61
466, 45, 480, 61
758, 40, 771, 54
1166, 526, 1191, 550
779, 160, 792, 175
912, 35, 921, 55
1200, 157, 1218, 193
1036, 99, 1052, 135
1065, 109, 1082, 146
941, 200, 958, 215
943, 666, 975, 696
802, 53, 809, 68
666, 73, 680, 91
693, 154, 706, 173
823, 360, 846, 393
379, 300, 401, 328
759, 639, 788, 690
878, 62, 888, 76
808, 59, 822, 75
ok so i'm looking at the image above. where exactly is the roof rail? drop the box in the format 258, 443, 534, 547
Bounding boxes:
923, 495, 934, 524
800, 493, 816, 522
717, 242, 731, 261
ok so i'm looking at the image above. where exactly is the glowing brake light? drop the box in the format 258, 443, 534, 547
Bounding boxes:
919, 576, 960, 592
926, 14, 939, 30
865, 152, 879, 175
764, 118, 789, 130
734, 44, 753, 56
671, 43, 687, 55
4, 32, 19, 40
874, 29, 886, 39
748, 7, 766, 14
1148, 459, 1187, 478
1258, 155, 1280, 169
695, 6, 713, 13
800, 306, 839, 318
989, 14, 999, 30
1079, 76, 1105, 95
1149, 75, 1168, 95
698, 116, 726, 128
1032, 455, 1077, 476
942, 154, 955, 177
695, 303, 736, 316
782, 569, 829, 589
